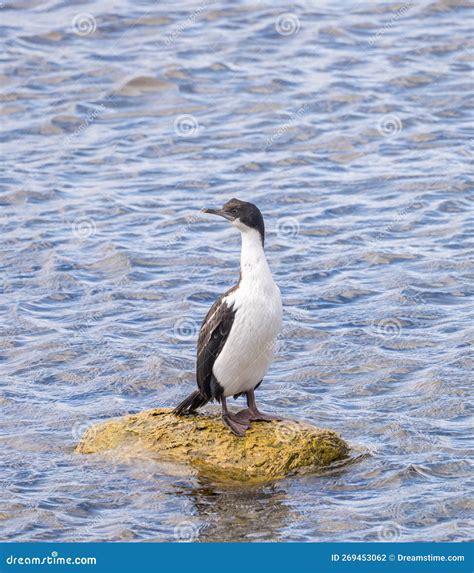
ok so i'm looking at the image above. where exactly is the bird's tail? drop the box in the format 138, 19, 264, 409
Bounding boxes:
173, 390, 209, 416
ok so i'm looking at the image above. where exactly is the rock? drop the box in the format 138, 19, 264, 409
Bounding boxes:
117, 76, 175, 96
75, 408, 349, 483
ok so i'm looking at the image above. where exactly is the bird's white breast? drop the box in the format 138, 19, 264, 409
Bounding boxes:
212, 269, 282, 397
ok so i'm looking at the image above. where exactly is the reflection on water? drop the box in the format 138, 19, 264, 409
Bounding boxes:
0, 0, 472, 542
178, 481, 294, 542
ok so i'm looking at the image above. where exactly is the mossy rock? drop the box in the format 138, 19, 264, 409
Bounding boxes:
75, 408, 349, 483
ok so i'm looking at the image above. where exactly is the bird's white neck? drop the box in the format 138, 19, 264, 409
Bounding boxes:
239, 229, 271, 282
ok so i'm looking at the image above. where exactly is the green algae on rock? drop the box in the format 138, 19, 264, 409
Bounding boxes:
75, 408, 349, 483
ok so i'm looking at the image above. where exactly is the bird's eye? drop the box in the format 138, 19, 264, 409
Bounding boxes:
232, 208, 238, 215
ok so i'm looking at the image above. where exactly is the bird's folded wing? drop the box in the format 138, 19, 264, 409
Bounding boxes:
196, 292, 236, 399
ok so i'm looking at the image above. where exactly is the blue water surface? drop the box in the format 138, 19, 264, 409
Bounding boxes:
0, 0, 472, 542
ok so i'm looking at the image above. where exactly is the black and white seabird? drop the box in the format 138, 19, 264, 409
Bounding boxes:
173, 198, 283, 437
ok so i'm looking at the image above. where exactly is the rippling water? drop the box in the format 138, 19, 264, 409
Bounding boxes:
1, 0, 473, 542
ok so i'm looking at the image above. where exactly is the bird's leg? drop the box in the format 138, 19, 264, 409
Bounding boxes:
221, 396, 249, 437
234, 388, 282, 423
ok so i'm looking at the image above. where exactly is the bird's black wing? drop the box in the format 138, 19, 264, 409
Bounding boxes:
196, 287, 237, 400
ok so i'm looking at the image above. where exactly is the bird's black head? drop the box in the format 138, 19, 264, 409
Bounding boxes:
202, 198, 265, 246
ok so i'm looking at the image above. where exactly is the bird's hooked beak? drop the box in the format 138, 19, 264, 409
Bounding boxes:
201, 208, 234, 221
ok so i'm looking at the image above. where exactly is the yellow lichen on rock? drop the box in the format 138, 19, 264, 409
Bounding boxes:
75, 408, 349, 483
